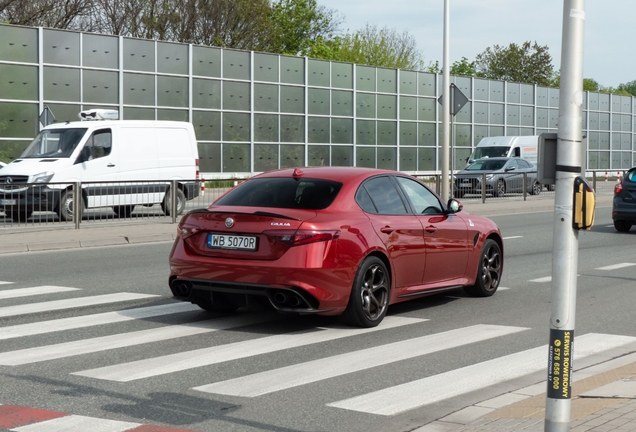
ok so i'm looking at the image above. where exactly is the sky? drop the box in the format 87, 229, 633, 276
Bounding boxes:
318, 0, 632, 89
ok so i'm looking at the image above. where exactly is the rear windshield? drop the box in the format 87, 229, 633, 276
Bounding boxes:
215, 178, 342, 210
466, 160, 507, 171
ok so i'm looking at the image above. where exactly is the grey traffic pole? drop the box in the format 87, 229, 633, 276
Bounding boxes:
441, 0, 450, 200
545, 1, 585, 431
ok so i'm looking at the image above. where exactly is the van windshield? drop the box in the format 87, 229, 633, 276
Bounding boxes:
471, 146, 510, 161
20, 128, 88, 158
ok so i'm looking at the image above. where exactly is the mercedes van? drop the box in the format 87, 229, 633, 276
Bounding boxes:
0, 109, 200, 222
467, 136, 539, 166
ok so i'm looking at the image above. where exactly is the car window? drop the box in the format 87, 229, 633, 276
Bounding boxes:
466, 159, 506, 171
517, 160, 530, 169
215, 178, 342, 210
395, 176, 442, 214
506, 160, 518, 169
85, 129, 112, 160
359, 176, 408, 215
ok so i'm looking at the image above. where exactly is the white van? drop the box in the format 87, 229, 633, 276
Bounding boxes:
0, 109, 200, 222
467, 136, 539, 166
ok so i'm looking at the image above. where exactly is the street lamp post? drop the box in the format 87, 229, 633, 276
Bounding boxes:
441, 0, 450, 201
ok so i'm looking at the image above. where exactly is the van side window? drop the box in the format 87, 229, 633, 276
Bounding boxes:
513, 147, 521, 157
86, 129, 112, 160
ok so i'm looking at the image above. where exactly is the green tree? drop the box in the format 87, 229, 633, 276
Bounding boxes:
616, 80, 636, 96
322, 23, 424, 70
474, 41, 554, 86
450, 57, 477, 77
268, 0, 340, 56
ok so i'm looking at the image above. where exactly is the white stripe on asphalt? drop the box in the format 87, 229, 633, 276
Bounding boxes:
327, 333, 636, 416
0, 302, 200, 341
0, 313, 279, 366
12, 414, 140, 432
0, 281, 14, 285
73, 316, 425, 382
529, 276, 552, 283
193, 324, 528, 397
0, 293, 159, 318
0, 285, 81, 300
503, 236, 523, 240
595, 263, 636, 271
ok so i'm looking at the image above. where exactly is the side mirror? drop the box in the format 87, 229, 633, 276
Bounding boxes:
447, 198, 463, 213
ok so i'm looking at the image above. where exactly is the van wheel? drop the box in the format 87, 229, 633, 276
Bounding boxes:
161, 188, 186, 216
113, 205, 135, 218
57, 189, 84, 222
9, 210, 33, 222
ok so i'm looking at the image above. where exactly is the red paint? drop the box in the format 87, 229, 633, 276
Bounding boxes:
0, 405, 68, 428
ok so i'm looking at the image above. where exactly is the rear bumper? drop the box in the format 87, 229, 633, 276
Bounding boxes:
168, 239, 356, 315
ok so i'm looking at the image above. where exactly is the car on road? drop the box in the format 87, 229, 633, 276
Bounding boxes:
612, 167, 636, 232
454, 157, 541, 198
169, 167, 504, 327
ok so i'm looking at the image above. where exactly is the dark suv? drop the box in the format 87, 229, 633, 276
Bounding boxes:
612, 168, 636, 232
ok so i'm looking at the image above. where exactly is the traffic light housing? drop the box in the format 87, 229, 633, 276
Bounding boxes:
573, 176, 595, 230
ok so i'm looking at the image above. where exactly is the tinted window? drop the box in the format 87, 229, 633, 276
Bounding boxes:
466, 159, 507, 171
355, 186, 376, 213
214, 178, 342, 210
360, 176, 407, 215
395, 176, 442, 214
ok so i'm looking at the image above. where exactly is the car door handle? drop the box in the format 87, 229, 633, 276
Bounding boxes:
107, 163, 116, 167
425, 225, 437, 233
380, 226, 394, 234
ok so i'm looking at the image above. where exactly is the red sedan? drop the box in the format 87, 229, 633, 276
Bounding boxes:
169, 167, 504, 327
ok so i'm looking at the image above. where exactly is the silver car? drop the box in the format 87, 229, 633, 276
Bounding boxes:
454, 157, 541, 198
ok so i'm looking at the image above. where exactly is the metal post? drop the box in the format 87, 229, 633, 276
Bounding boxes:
523, 172, 527, 200
545, 1, 585, 431
171, 180, 178, 224
441, 0, 450, 200
481, 173, 486, 203
74, 182, 81, 229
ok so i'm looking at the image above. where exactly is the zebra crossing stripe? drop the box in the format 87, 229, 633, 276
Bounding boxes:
0, 302, 200, 341
0, 293, 159, 318
0, 281, 14, 285
0, 404, 197, 431
12, 414, 141, 432
595, 263, 636, 271
0, 313, 279, 366
0, 286, 81, 300
192, 324, 528, 397
73, 316, 425, 382
327, 333, 636, 416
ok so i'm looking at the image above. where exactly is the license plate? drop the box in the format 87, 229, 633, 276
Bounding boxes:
461, 179, 471, 184
0, 199, 17, 205
207, 233, 257, 250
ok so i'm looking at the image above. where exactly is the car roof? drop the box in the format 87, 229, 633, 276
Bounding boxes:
253, 166, 405, 183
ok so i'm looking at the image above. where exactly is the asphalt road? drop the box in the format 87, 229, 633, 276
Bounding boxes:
1, 208, 636, 432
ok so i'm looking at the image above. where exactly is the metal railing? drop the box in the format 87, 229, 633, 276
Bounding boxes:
0, 179, 233, 229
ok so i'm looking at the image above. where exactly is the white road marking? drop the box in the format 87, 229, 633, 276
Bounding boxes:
73, 316, 426, 382
0, 285, 81, 300
595, 263, 636, 271
327, 333, 636, 416
503, 236, 523, 240
0, 293, 159, 318
497, 287, 510, 291
193, 324, 528, 397
0, 281, 14, 285
13, 415, 140, 432
0, 313, 278, 366
529, 276, 552, 283
0, 302, 200, 341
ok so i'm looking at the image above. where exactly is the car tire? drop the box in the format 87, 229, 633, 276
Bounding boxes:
9, 210, 33, 222
161, 187, 186, 216
614, 220, 632, 232
57, 189, 84, 222
494, 180, 505, 197
531, 181, 542, 196
464, 239, 502, 297
113, 205, 135, 218
339, 256, 390, 328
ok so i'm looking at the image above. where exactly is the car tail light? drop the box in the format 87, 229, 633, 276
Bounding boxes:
177, 222, 201, 239
264, 230, 340, 246
614, 180, 623, 194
